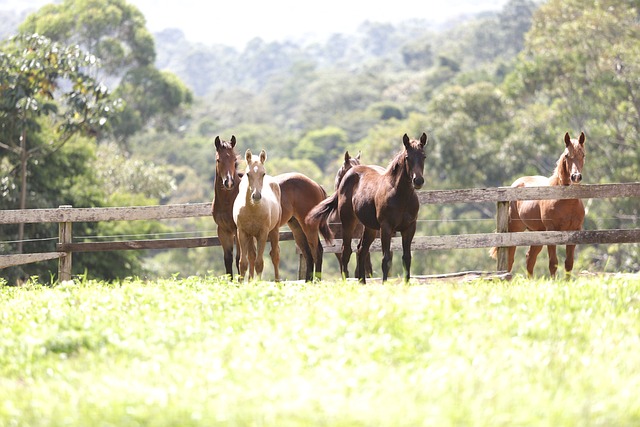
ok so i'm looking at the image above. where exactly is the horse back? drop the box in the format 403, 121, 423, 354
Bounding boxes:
275, 172, 326, 225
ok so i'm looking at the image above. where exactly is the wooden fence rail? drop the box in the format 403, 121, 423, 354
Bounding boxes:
1, 182, 639, 281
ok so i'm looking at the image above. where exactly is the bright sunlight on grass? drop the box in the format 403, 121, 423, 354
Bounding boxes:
1, 275, 639, 426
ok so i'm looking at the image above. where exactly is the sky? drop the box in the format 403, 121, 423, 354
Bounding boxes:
4, 0, 510, 49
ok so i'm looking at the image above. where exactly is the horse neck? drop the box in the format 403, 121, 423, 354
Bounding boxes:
548, 155, 570, 186
386, 156, 413, 191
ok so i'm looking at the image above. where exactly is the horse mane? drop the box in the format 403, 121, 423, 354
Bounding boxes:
386, 146, 407, 176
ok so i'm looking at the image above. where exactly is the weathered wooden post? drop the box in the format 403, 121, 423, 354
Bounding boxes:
496, 200, 509, 272
58, 205, 73, 282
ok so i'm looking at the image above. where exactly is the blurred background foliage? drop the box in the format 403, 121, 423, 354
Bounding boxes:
1, 0, 638, 283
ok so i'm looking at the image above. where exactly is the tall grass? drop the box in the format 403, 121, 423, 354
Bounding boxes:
1, 275, 638, 426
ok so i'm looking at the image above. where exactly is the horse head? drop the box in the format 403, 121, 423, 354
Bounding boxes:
245, 149, 268, 202
563, 132, 586, 185
402, 133, 428, 190
334, 150, 361, 190
215, 135, 239, 190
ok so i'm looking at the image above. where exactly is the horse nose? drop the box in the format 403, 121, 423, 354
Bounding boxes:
571, 173, 582, 183
223, 174, 234, 189
251, 191, 262, 201
413, 175, 424, 189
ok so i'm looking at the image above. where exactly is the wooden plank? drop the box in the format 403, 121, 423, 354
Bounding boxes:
0, 252, 64, 269
0, 203, 212, 224
56, 231, 296, 253
417, 182, 640, 204
1, 183, 638, 225
319, 229, 640, 253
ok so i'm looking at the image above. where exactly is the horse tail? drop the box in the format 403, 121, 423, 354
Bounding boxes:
306, 192, 337, 244
489, 247, 498, 259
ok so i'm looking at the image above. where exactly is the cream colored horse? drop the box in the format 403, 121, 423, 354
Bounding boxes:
233, 149, 282, 281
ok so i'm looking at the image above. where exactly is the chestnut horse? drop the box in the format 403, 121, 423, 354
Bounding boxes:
491, 132, 586, 277
308, 133, 428, 283
330, 151, 385, 278
233, 149, 282, 281
274, 173, 332, 281
211, 136, 241, 276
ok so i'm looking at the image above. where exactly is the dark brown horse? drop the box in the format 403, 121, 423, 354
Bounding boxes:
211, 136, 241, 276
491, 132, 586, 277
330, 151, 384, 278
308, 133, 428, 283
274, 173, 332, 281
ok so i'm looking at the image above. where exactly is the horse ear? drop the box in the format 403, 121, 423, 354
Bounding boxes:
230, 135, 236, 147
260, 149, 267, 163
356, 151, 361, 160
245, 149, 252, 164
403, 133, 410, 149
420, 133, 428, 147
215, 136, 221, 149
579, 131, 585, 145
344, 151, 351, 163
564, 132, 571, 147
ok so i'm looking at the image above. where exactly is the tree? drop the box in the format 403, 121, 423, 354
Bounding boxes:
0, 33, 119, 252
20, 0, 192, 142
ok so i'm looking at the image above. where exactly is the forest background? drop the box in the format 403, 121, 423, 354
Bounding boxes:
1, 0, 638, 284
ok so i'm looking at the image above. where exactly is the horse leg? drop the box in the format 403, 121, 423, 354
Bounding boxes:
216, 228, 234, 276
254, 232, 268, 280
341, 228, 355, 281
379, 224, 394, 282
301, 222, 324, 281
289, 218, 314, 281
547, 245, 559, 278
268, 227, 281, 282
506, 205, 526, 273
401, 222, 417, 283
237, 230, 250, 281
525, 245, 543, 277
564, 244, 577, 279
357, 227, 377, 284
247, 236, 257, 281
234, 233, 240, 275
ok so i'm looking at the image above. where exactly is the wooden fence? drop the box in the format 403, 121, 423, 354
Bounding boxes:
1, 182, 639, 281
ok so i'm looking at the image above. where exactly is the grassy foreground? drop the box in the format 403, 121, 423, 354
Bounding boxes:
0, 275, 639, 426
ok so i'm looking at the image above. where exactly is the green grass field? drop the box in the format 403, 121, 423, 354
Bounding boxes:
1, 274, 639, 426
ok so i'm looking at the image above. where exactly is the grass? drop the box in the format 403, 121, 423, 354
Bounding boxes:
0, 274, 639, 426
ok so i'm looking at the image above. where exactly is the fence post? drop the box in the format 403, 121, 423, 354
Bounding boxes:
496, 201, 509, 272
58, 205, 73, 282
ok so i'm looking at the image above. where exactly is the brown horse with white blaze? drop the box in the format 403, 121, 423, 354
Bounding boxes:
308, 133, 428, 283
211, 136, 241, 276
491, 132, 586, 277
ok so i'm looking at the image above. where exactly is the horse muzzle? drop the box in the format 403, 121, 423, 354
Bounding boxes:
251, 191, 262, 202
222, 175, 235, 189
413, 175, 425, 190
571, 173, 582, 184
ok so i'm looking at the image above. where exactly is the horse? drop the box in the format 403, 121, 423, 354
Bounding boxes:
211, 135, 241, 276
233, 149, 282, 281
330, 151, 385, 278
273, 173, 332, 281
490, 132, 586, 277
307, 133, 428, 283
